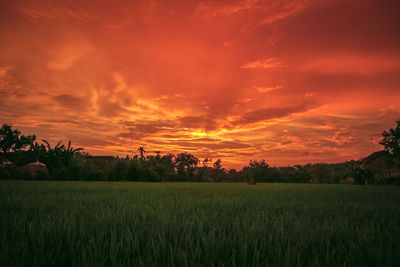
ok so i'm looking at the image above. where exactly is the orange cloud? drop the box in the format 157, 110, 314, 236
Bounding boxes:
301, 53, 400, 75
241, 58, 288, 69
234, 101, 320, 125
258, 0, 310, 25
1, 0, 400, 168
196, 0, 258, 18
256, 85, 284, 93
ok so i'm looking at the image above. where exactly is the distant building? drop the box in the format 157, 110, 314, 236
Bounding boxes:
25, 161, 48, 175
361, 150, 400, 177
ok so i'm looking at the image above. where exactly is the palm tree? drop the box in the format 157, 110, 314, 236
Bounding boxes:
29, 141, 46, 161
138, 146, 146, 160
40, 139, 83, 167
65, 140, 83, 155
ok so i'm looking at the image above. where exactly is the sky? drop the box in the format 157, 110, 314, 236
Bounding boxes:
1, 0, 400, 169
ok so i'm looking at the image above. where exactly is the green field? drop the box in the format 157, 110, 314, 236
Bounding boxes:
1, 181, 399, 266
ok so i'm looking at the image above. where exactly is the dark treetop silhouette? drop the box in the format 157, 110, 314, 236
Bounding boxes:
0, 122, 399, 184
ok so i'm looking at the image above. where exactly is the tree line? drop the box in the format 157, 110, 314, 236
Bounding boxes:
1, 120, 400, 185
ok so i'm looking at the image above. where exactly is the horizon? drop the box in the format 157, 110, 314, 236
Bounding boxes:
1, 0, 400, 169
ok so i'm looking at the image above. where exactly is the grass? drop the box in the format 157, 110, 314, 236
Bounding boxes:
0, 181, 399, 266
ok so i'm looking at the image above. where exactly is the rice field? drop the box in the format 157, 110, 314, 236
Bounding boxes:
0, 181, 399, 266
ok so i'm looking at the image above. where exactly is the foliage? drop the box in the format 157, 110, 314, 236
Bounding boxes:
380, 119, 400, 158
1, 123, 400, 185
243, 160, 276, 183
0, 124, 36, 153
174, 152, 200, 180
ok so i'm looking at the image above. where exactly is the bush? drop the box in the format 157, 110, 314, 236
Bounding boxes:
14, 168, 34, 180
127, 161, 140, 181
354, 168, 373, 185
0, 169, 10, 179
34, 170, 51, 180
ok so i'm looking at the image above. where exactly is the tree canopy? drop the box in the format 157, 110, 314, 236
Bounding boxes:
380, 119, 400, 158
1, 122, 400, 185
0, 124, 36, 153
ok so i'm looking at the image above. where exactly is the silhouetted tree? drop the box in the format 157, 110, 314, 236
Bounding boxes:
249, 159, 269, 169
380, 119, 400, 158
246, 160, 273, 182
3, 120, 400, 184
0, 124, 36, 153
127, 160, 140, 181
111, 160, 127, 181
213, 159, 222, 169
202, 157, 212, 167
174, 152, 199, 179
138, 146, 146, 160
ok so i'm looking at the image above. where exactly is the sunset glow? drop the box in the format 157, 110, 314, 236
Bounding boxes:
1, 0, 399, 168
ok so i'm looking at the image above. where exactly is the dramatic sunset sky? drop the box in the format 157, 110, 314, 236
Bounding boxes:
1, 0, 399, 168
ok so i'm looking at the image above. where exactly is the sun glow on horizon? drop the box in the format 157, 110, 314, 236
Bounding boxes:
1, 0, 400, 168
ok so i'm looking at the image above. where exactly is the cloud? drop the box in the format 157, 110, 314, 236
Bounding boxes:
47, 43, 92, 71
241, 58, 288, 69
52, 94, 86, 111
195, 0, 258, 19
301, 53, 400, 75
117, 121, 174, 140
234, 101, 319, 125
0, 66, 16, 94
13, 0, 175, 28
258, 0, 310, 25
178, 116, 219, 131
96, 98, 130, 118
1, 0, 400, 168
256, 85, 284, 93
46, 119, 81, 125
158, 139, 251, 150
0, 66, 12, 78
196, 0, 322, 26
